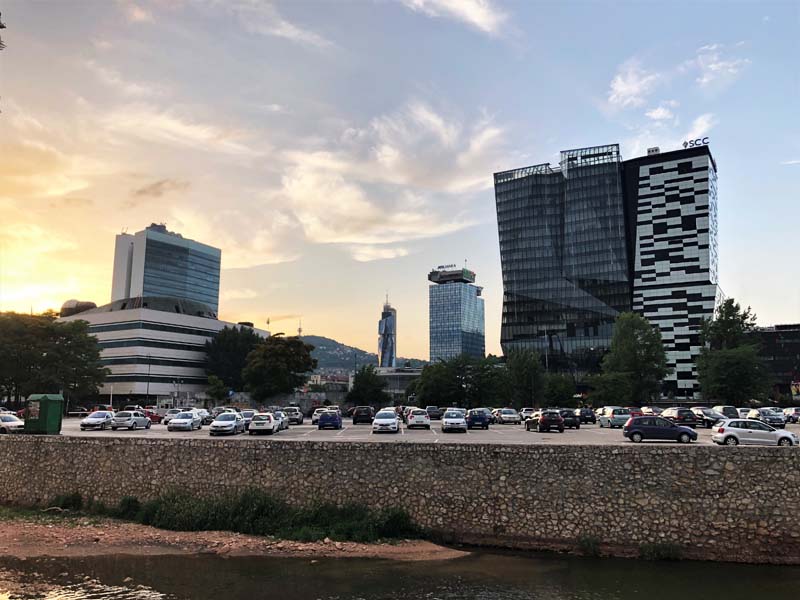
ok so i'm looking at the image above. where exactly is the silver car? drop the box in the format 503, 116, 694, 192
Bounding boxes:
0, 414, 25, 434
441, 410, 467, 433
167, 411, 202, 431
497, 408, 521, 424
80, 411, 114, 430
209, 412, 245, 436
711, 419, 799, 446
273, 410, 290, 430
162, 408, 183, 425
111, 411, 151, 431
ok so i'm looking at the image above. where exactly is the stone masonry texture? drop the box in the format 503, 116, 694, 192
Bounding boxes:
1, 436, 799, 564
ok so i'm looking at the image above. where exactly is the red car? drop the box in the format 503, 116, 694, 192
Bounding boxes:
626, 407, 644, 417
144, 409, 163, 424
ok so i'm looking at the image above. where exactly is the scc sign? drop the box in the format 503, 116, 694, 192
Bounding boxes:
683, 137, 709, 148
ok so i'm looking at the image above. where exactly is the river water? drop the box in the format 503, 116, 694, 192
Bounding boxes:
2, 552, 800, 599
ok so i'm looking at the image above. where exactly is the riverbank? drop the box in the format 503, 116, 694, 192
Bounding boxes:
0, 507, 468, 562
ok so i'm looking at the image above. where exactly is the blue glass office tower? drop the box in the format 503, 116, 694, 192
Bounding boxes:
111, 224, 221, 313
428, 267, 485, 361
378, 300, 397, 368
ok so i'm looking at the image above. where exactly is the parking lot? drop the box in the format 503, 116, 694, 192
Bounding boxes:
60, 418, 800, 446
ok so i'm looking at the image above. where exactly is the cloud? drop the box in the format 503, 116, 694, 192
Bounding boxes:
84, 60, 164, 97
102, 104, 259, 156
607, 60, 660, 108
222, 288, 259, 301
399, 0, 507, 35
645, 103, 676, 121
686, 44, 751, 87
223, 1, 333, 48
131, 178, 190, 199
348, 245, 409, 262
685, 113, 717, 141
122, 2, 153, 23
780, 160, 800, 166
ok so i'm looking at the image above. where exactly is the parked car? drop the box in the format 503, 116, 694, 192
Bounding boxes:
691, 407, 727, 428
598, 407, 630, 429
249, 413, 279, 435
783, 407, 800, 424
167, 411, 202, 431
240, 410, 256, 430
660, 407, 698, 428
0, 414, 24, 434
527, 409, 564, 433
575, 407, 596, 424
441, 410, 467, 433
283, 406, 304, 425
318, 410, 343, 430
273, 410, 290, 430
712, 405, 739, 420
641, 406, 664, 416
466, 409, 490, 430
712, 419, 799, 446
520, 407, 536, 421
352, 406, 375, 425
209, 412, 245, 436
737, 408, 751, 418
144, 409, 163, 424
372, 410, 401, 434
425, 405, 442, 420
123, 404, 145, 413
626, 407, 644, 417
558, 409, 581, 429
623, 416, 697, 444
162, 408, 183, 425
80, 411, 114, 431
747, 408, 785, 428
111, 411, 151, 431
327, 405, 342, 416
496, 408, 522, 425
197, 409, 214, 425
311, 408, 327, 425
406, 409, 431, 429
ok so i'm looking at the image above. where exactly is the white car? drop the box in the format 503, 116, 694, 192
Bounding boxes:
273, 410, 290, 430
372, 410, 400, 434
249, 413, 279, 435
327, 405, 342, 416
162, 408, 183, 425
520, 407, 535, 421
737, 408, 751, 418
80, 411, 114, 431
441, 410, 467, 433
311, 408, 327, 425
406, 409, 431, 429
497, 408, 521, 424
711, 419, 799, 446
167, 411, 202, 431
0, 414, 24, 434
209, 412, 245, 436
111, 411, 151, 431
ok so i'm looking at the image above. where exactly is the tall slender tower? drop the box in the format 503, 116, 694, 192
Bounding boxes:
378, 296, 397, 368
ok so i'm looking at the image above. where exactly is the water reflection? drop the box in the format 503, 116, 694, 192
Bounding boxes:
2, 551, 800, 599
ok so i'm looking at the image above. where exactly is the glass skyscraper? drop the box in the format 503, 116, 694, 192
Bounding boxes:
377, 299, 397, 368
494, 145, 631, 375
111, 224, 221, 312
428, 267, 485, 361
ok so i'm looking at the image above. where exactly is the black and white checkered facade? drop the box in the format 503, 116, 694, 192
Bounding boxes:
631, 151, 720, 399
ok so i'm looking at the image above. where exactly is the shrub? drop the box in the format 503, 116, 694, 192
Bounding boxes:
115, 496, 141, 520
577, 536, 601, 557
50, 492, 83, 511
639, 542, 683, 561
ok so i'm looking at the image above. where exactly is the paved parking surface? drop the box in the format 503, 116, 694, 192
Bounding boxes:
61, 419, 800, 446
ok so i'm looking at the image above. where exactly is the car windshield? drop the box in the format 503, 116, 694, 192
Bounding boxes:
176, 412, 193, 419
217, 414, 236, 421
1, 415, 20, 422
501, 409, 516, 414
254, 414, 271, 421
167, 409, 180, 414
412, 410, 427, 416
613, 409, 630, 415
89, 412, 109, 418
242, 411, 255, 417
116, 412, 131, 418
444, 412, 462, 419
375, 412, 395, 419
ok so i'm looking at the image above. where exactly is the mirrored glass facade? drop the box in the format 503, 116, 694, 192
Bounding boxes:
429, 272, 485, 362
378, 302, 397, 368
494, 145, 631, 374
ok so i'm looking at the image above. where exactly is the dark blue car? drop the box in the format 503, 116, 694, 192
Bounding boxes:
466, 409, 490, 430
318, 410, 342, 430
623, 416, 697, 444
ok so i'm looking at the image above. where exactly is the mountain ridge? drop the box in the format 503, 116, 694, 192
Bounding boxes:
302, 334, 427, 372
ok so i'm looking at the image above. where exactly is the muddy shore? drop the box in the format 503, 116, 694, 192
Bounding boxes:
0, 513, 468, 562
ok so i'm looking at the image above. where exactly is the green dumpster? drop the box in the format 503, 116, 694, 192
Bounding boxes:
23, 394, 64, 434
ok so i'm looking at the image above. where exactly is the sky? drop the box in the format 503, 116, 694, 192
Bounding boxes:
0, 0, 798, 359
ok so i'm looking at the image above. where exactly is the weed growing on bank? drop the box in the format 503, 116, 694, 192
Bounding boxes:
46, 489, 419, 543
639, 542, 683, 561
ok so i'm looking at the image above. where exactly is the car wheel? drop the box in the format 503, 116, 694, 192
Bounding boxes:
101, 423, 107, 430
111, 427, 117, 431
631, 432, 643, 443
130, 423, 136, 430
678, 432, 692, 443
559, 427, 564, 433
249, 431, 254, 435
576, 424, 580, 430
146, 422, 151, 429
724, 436, 739, 446
778, 438, 793, 447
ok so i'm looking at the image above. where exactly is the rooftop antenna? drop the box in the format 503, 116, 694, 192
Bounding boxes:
385, 290, 389, 305
297, 318, 303, 337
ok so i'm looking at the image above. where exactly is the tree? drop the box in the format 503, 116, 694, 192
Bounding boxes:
506, 348, 545, 408
205, 326, 264, 392
587, 372, 633, 407
413, 361, 464, 408
346, 365, 391, 407
596, 312, 670, 405
543, 373, 576, 407
697, 298, 770, 402
206, 375, 228, 406
242, 336, 316, 402
701, 299, 757, 350
466, 356, 511, 409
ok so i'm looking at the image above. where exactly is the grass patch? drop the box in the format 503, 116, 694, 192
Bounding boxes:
639, 542, 683, 561
577, 535, 601, 557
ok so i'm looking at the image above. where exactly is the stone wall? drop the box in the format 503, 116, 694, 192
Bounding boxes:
1, 436, 799, 564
